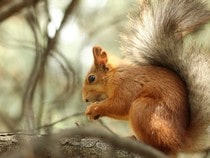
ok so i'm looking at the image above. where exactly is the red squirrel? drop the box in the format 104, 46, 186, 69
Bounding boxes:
82, 0, 210, 156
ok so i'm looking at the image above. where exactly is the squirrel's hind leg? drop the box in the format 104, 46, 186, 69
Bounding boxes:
129, 97, 185, 155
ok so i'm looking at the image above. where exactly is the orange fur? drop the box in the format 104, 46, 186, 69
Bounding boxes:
83, 46, 190, 154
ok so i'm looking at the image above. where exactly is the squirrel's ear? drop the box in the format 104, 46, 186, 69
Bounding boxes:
92, 46, 109, 71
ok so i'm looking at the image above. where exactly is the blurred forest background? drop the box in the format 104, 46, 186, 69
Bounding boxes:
0, 0, 210, 136
0, 0, 135, 135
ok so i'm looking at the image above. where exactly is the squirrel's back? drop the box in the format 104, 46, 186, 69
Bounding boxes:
121, 0, 210, 152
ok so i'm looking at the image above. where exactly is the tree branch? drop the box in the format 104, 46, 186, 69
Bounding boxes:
0, 127, 167, 158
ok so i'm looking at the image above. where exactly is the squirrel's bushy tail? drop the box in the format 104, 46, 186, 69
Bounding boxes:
121, 0, 210, 152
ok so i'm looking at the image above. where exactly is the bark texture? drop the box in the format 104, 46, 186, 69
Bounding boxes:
0, 127, 167, 158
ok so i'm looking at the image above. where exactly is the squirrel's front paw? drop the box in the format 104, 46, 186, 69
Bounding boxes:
85, 104, 102, 120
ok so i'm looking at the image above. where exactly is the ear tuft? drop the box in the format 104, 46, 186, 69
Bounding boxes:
93, 46, 102, 56
92, 46, 108, 69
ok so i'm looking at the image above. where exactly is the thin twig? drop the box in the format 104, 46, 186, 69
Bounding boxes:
36, 112, 84, 130
97, 120, 117, 136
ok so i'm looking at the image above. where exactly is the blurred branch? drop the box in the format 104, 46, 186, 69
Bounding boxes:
0, 0, 40, 22
19, 0, 79, 131
36, 72, 46, 128
21, 9, 42, 131
0, 0, 11, 8
33, 0, 79, 127
49, 51, 77, 106
46, 0, 79, 52
41, 0, 50, 37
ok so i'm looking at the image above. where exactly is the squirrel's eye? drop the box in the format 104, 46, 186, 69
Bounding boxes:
88, 75, 96, 84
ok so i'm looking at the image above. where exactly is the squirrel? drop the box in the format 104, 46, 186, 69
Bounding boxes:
82, 0, 210, 156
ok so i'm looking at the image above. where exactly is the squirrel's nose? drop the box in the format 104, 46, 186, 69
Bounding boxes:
85, 99, 89, 102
